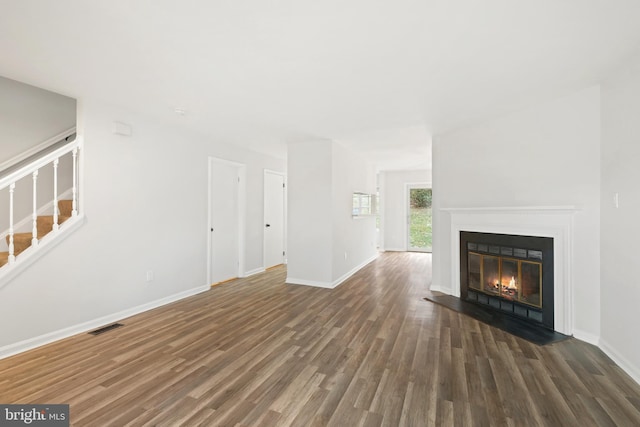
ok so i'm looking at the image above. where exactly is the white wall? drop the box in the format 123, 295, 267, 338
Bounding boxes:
287, 140, 377, 287
432, 86, 601, 340
600, 62, 640, 383
331, 142, 377, 282
0, 99, 285, 352
0, 76, 76, 164
286, 141, 334, 284
0, 77, 76, 240
380, 169, 431, 251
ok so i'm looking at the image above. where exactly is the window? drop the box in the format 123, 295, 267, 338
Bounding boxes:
352, 192, 377, 217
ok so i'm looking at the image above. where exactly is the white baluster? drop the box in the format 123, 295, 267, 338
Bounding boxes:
53, 158, 59, 231
72, 147, 78, 216
32, 170, 39, 246
8, 183, 15, 264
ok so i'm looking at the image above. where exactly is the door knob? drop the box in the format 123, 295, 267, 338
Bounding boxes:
265, 224, 271, 227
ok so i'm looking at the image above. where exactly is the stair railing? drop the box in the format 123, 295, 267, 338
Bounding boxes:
0, 137, 81, 265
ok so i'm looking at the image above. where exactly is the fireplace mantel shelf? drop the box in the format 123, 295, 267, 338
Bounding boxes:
441, 205, 581, 213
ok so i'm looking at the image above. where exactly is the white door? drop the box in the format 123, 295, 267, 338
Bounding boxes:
264, 171, 285, 269
209, 160, 241, 284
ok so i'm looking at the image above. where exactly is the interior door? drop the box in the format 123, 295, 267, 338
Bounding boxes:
264, 171, 285, 269
210, 160, 240, 284
407, 185, 432, 253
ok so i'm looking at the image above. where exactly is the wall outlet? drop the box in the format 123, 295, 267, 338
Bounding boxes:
614, 192, 619, 209
344, 252, 348, 260
146, 270, 154, 282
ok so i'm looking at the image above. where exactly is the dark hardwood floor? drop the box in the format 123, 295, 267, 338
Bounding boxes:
1, 252, 639, 426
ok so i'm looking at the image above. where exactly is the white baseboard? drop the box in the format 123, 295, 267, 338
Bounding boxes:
286, 253, 379, 289
599, 338, 640, 386
331, 253, 379, 288
242, 267, 266, 277
0, 284, 210, 360
285, 277, 335, 288
572, 329, 600, 346
430, 284, 452, 294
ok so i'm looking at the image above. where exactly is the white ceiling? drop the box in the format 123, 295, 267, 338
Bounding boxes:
2, 0, 640, 170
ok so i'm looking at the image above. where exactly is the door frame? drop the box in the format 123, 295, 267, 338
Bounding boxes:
263, 169, 287, 269
207, 157, 246, 284
405, 182, 432, 252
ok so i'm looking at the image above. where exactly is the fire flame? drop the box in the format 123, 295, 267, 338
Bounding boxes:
507, 276, 517, 290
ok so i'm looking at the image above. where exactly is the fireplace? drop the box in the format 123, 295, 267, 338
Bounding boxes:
460, 231, 554, 330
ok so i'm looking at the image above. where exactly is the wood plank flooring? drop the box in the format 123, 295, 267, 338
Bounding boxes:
1, 252, 639, 426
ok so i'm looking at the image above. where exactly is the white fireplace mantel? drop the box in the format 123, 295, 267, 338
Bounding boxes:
441, 205, 580, 335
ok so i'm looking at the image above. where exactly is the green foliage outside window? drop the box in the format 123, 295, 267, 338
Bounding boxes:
410, 188, 432, 208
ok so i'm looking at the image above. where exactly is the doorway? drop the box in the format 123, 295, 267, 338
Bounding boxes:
208, 158, 246, 285
407, 184, 432, 253
263, 170, 286, 269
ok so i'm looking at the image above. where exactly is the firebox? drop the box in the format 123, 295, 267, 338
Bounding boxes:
460, 231, 554, 330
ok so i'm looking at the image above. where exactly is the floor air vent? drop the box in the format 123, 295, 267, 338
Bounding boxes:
89, 323, 124, 335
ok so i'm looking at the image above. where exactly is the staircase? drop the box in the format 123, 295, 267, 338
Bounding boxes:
0, 200, 74, 268
0, 132, 81, 278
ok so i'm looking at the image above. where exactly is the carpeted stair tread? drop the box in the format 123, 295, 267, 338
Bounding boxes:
6, 233, 34, 256
58, 200, 73, 217
0, 252, 8, 268
4, 219, 63, 257
1, 199, 74, 263
37, 215, 71, 235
